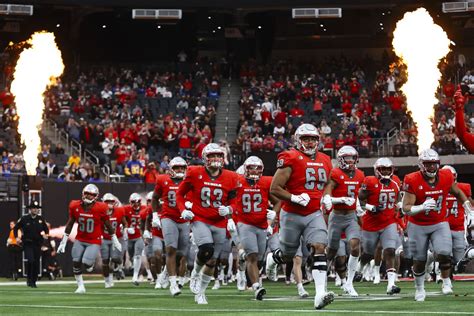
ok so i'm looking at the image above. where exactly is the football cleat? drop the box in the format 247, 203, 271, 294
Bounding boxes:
314, 291, 335, 310
415, 289, 426, 301
195, 293, 208, 304
373, 272, 381, 285
255, 287, 266, 301
342, 283, 359, 297
298, 287, 309, 298
75, 286, 86, 294
386, 285, 401, 295
212, 280, 221, 290
265, 252, 278, 282
442, 284, 453, 295
154, 281, 162, 289
335, 274, 342, 287
170, 283, 181, 296
353, 271, 363, 282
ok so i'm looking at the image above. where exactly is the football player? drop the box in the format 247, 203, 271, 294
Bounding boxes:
322, 145, 365, 297
152, 157, 190, 296
124, 193, 147, 285
402, 149, 474, 301
230, 156, 278, 300
176, 143, 240, 304
57, 184, 122, 293
358, 157, 402, 295
441, 165, 474, 272
101, 193, 128, 288
268, 124, 334, 309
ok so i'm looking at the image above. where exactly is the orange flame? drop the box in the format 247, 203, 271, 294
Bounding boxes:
392, 8, 450, 153
10, 32, 64, 175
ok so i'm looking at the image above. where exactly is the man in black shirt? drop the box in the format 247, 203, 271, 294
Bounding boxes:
13, 201, 49, 288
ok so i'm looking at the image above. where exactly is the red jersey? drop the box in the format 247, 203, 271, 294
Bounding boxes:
331, 168, 365, 211
231, 175, 272, 229
103, 206, 125, 240
403, 169, 454, 226
154, 174, 186, 223
123, 204, 147, 239
142, 206, 163, 238
69, 200, 108, 245
277, 149, 332, 216
361, 175, 401, 231
447, 182, 472, 231
177, 166, 239, 228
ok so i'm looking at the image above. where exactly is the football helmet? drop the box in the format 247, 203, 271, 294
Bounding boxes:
129, 192, 142, 210
236, 165, 245, 175
202, 143, 225, 169
146, 191, 153, 203
374, 157, 394, 180
82, 184, 99, 204
418, 149, 440, 178
441, 165, 457, 181
294, 124, 320, 156
168, 157, 188, 179
244, 156, 264, 181
337, 146, 359, 171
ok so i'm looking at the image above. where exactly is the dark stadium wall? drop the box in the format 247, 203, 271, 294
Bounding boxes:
0, 201, 20, 277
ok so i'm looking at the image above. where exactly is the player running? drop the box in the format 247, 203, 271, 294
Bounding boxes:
358, 157, 402, 295
322, 145, 365, 297
57, 184, 122, 293
402, 149, 474, 301
176, 143, 240, 304
268, 123, 334, 310
152, 157, 190, 296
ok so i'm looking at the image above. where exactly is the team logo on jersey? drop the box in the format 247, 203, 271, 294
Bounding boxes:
340, 175, 344, 179
374, 184, 378, 188
198, 175, 203, 179
298, 156, 303, 160
419, 186, 423, 190
164, 181, 168, 185
277, 159, 284, 168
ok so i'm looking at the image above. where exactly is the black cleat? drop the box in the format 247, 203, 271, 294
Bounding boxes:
354, 271, 363, 282
387, 285, 401, 295
255, 287, 266, 301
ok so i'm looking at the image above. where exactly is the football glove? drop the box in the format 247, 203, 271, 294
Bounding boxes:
291, 193, 310, 207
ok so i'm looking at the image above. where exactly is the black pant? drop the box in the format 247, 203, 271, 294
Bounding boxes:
7, 245, 22, 278
24, 243, 41, 284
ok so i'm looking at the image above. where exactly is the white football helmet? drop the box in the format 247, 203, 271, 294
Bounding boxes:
168, 157, 188, 179
441, 165, 457, 181
374, 157, 394, 180
337, 146, 359, 171
82, 184, 99, 204
146, 191, 153, 202
202, 143, 225, 169
236, 165, 245, 175
294, 123, 320, 156
129, 192, 142, 210
243, 156, 264, 181
418, 149, 440, 178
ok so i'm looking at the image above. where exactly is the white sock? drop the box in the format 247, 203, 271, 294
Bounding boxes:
347, 255, 359, 285
146, 268, 153, 279
252, 282, 260, 291
312, 255, 327, 295
133, 256, 142, 280
442, 277, 452, 287
200, 273, 212, 293
169, 276, 177, 286
238, 270, 246, 279
297, 282, 304, 291
387, 271, 396, 288
356, 261, 363, 273
374, 265, 381, 277
193, 261, 204, 275
178, 276, 185, 286
75, 274, 84, 288
415, 273, 425, 292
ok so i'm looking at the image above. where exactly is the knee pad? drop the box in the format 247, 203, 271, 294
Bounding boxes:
312, 254, 327, 271
272, 248, 285, 264
73, 267, 82, 275
197, 243, 214, 263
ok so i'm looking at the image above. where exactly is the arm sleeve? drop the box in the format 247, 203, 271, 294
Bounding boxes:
176, 170, 193, 211
455, 107, 474, 153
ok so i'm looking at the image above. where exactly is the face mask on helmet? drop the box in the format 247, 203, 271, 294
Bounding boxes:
245, 164, 263, 180
169, 165, 187, 179
82, 184, 99, 204
297, 135, 319, 156
338, 155, 358, 171
420, 161, 439, 178
205, 152, 225, 169
375, 166, 394, 180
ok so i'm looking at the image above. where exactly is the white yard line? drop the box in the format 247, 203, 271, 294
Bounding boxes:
0, 304, 472, 314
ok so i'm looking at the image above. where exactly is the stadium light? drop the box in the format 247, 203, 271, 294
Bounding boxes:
132, 9, 182, 20
292, 8, 342, 19
441, 2, 474, 13
0, 4, 33, 16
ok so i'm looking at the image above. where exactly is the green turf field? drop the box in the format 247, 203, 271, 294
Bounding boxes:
0, 278, 474, 315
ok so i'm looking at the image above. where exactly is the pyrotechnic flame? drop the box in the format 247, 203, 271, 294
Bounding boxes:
392, 8, 450, 153
10, 32, 64, 175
